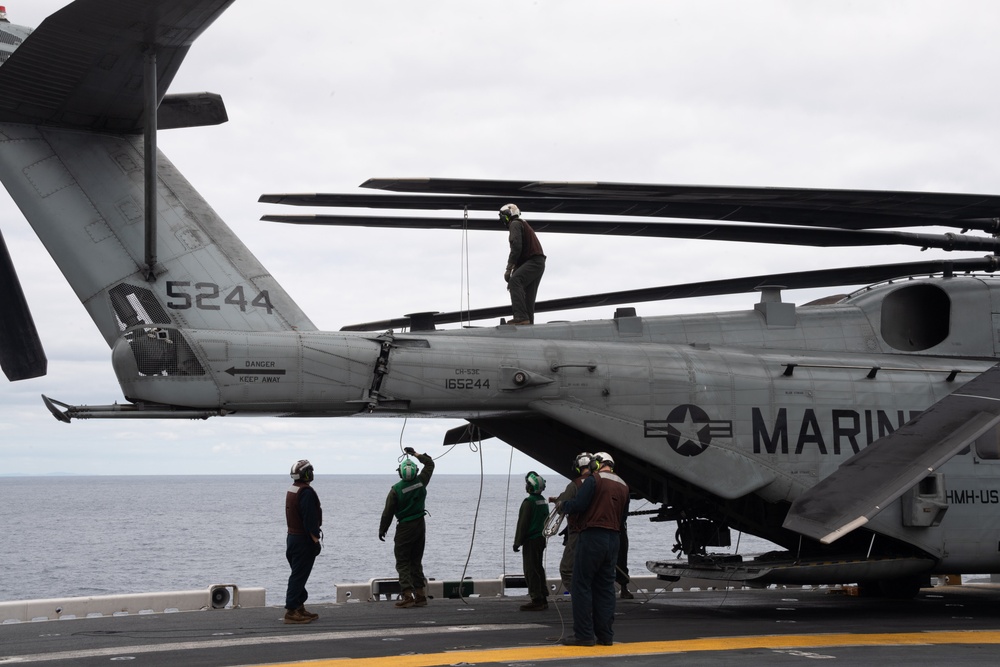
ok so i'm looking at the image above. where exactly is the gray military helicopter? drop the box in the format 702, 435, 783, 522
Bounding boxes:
4, 0, 1000, 599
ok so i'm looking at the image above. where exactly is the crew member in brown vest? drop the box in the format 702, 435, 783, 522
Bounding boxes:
500, 203, 545, 325
559, 451, 629, 647
549, 452, 594, 593
284, 459, 323, 624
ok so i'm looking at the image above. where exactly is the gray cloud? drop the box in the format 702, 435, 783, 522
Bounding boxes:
2, 0, 997, 475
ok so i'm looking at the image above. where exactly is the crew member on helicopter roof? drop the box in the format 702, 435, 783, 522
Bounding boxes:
514, 471, 550, 611
379, 447, 435, 608
500, 203, 545, 325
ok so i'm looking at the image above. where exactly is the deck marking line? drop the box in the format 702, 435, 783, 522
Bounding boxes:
248, 629, 1000, 667
0, 623, 542, 664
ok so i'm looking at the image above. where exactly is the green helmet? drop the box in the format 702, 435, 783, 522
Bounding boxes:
525, 470, 546, 494
397, 458, 419, 482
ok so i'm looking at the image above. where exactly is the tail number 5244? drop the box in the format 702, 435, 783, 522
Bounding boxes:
166, 281, 274, 314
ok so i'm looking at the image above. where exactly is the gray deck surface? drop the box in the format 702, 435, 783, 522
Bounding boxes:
3, 585, 1000, 666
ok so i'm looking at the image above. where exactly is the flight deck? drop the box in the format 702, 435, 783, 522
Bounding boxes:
3, 583, 1000, 666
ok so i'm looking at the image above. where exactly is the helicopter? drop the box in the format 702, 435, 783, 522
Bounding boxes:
4, 0, 1000, 599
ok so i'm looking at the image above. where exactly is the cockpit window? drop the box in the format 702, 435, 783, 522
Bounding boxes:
975, 429, 1000, 461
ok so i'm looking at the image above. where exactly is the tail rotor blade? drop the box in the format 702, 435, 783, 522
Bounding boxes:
0, 229, 47, 381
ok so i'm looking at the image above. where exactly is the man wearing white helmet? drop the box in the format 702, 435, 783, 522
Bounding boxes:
548, 451, 593, 592
284, 459, 323, 624
500, 203, 545, 325
558, 451, 629, 647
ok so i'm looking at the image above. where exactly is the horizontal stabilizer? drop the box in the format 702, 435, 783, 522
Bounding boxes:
158, 93, 228, 130
0, 0, 234, 131
443, 422, 494, 446
783, 364, 1000, 544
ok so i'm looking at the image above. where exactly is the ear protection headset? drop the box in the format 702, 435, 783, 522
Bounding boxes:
591, 451, 615, 472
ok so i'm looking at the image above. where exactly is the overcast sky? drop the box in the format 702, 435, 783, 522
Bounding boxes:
2, 0, 999, 477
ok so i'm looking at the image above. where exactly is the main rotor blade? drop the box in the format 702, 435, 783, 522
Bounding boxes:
260, 190, 992, 232
264, 191, 868, 224
339, 257, 999, 331
0, 229, 47, 380
261, 213, 1000, 252
358, 177, 1000, 231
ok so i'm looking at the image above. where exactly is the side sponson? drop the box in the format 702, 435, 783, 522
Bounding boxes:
784, 364, 1000, 543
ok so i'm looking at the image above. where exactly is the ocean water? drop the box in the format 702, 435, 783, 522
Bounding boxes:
0, 475, 773, 606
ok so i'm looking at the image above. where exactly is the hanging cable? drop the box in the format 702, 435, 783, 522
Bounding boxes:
543, 497, 570, 643
397, 417, 408, 454
459, 206, 472, 328
456, 430, 485, 605
502, 444, 514, 578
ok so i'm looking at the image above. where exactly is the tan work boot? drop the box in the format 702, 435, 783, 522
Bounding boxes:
283, 607, 314, 624
413, 588, 428, 607
297, 605, 319, 619
394, 590, 416, 608
519, 598, 549, 611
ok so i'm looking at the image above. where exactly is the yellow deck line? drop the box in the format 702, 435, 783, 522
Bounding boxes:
256, 629, 1000, 666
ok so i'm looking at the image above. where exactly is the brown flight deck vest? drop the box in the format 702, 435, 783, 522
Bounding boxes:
286, 482, 322, 535
578, 471, 628, 532
515, 220, 545, 268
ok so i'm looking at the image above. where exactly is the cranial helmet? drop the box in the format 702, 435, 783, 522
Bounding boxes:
499, 203, 521, 227
397, 458, 419, 482
290, 459, 314, 482
573, 452, 594, 475
525, 470, 546, 494
592, 451, 615, 471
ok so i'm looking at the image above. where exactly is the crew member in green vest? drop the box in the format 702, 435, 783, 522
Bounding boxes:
514, 471, 550, 611
379, 447, 435, 608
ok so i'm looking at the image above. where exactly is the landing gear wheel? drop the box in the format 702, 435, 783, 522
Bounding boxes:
856, 580, 881, 598
857, 576, 922, 599
878, 576, 922, 600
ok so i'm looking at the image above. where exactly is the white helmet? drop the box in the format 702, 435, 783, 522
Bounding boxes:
573, 452, 594, 475
592, 451, 615, 471
290, 459, 314, 482
499, 203, 521, 226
